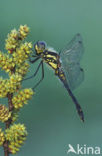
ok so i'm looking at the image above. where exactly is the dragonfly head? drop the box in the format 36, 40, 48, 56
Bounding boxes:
34, 41, 46, 55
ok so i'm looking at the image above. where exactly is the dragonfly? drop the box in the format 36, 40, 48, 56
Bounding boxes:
25, 34, 84, 122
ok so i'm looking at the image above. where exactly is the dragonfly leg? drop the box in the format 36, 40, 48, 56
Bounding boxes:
29, 56, 40, 63
32, 61, 44, 90
23, 59, 41, 81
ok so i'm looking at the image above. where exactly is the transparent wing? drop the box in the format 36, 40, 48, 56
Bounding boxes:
61, 62, 84, 90
60, 34, 84, 90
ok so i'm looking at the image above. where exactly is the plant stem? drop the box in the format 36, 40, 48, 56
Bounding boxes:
3, 67, 15, 156
3, 139, 9, 156
3, 93, 14, 156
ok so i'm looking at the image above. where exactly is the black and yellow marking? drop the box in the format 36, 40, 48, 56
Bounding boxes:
25, 41, 84, 122
42, 50, 59, 70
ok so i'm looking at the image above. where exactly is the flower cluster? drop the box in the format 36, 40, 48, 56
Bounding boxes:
8, 73, 22, 93
12, 42, 32, 65
15, 62, 29, 77
0, 25, 34, 155
19, 25, 29, 40
5, 25, 29, 54
0, 78, 8, 97
0, 128, 5, 146
0, 52, 15, 73
0, 74, 22, 97
0, 105, 11, 122
5, 124, 27, 154
12, 88, 33, 109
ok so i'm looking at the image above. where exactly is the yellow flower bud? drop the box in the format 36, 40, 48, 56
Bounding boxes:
5, 124, 27, 154
0, 105, 11, 122
19, 25, 29, 39
12, 88, 34, 109
0, 129, 5, 146
12, 42, 32, 65
0, 51, 15, 74
5, 25, 30, 54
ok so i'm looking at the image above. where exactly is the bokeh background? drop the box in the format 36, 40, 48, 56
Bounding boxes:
0, 0, 102, 155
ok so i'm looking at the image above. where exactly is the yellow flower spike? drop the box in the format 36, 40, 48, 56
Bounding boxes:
0, 78, 8, 97
5, 25, 30, 54
12, 88, 34, 109
12, 42, 32, 65
0, 104, 11, 122
5, 29, 19, 53
19, 25, 29, 39
3, 74, 22, 94
0, 128, 5, 146
0, 51, 15, 74
15, 62, 30, 77
5, 124, 27, 154
0, 25, 35, 155
10, 73, 22, 82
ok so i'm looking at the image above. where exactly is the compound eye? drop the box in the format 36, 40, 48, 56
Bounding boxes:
37, 41, 46, 49
34, 41, 47, 54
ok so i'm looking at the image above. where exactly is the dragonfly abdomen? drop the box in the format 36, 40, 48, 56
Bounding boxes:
57, 69, 84, 122
66, 85, 84, 122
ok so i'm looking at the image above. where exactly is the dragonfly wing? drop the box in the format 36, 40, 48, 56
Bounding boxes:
60, 34, 84, 90
62, 63, 84, 90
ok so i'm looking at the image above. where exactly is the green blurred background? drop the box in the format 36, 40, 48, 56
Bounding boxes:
0, 0, 102, 155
